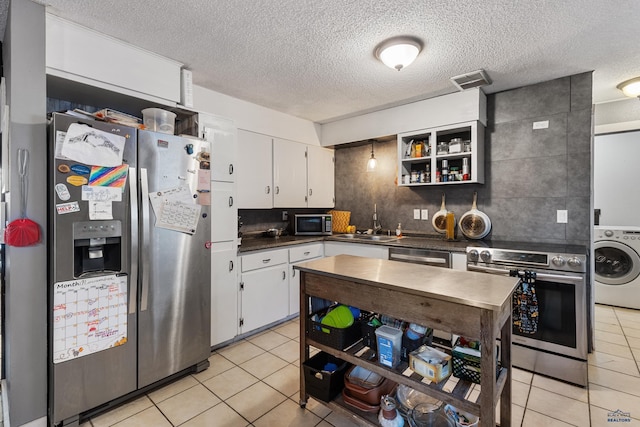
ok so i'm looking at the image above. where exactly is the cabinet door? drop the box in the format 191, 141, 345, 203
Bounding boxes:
307, 145, 335, 208
273, 138, 308, 208
211, 182, 237, 243
236, 130, 273, 208
211, 244, 238, 346
240, 264, 289, 333
201, 114, 237, 183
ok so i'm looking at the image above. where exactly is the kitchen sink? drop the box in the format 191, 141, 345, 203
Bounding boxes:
333, 233, 401, 243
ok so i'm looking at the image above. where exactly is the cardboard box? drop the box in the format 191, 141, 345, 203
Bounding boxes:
409, 345, 452, 383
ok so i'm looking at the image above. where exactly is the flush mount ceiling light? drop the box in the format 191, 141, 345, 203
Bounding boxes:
366, 142, 378, 172
375, 37, 422, 71
617, 77, 640, 98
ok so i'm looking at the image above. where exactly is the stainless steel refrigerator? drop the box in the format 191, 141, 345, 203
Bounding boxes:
48, 113, 211, 426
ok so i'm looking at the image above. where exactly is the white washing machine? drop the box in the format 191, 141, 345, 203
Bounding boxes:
594, 226, 640, 309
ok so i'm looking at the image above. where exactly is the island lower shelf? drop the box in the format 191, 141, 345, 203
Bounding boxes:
296, 255, 517, 427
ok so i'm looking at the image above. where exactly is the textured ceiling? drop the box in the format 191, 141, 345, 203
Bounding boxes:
12, 1, 640, 123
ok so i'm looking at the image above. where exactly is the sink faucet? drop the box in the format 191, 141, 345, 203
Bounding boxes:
372, 203, 382, 234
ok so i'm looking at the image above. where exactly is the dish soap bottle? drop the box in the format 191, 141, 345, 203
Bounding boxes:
396, 223, 402, 237
379, 395, 404, 427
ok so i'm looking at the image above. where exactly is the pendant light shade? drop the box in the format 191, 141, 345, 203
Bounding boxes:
617, 77, 640, 98
376, 37, 422, 71
366, 143, 377, 172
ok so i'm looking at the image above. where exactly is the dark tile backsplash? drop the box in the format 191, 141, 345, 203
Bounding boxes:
241, 72, 593, 247
332, 72, 593, 246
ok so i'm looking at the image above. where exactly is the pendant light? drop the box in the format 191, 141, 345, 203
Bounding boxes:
375, 37, 422, 71
617, 77, 640, 98
366, 142, 377, 172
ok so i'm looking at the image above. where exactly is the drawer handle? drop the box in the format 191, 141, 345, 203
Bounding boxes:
262, 258, 271, 263
304, 251, 310, 255
228, 196, 234, 207
292, 269, 296, 277
276, 186, 280, 195
229, 260, 234, 271
229, 164, 234, 175
266, 186, 271, 194
282, 271, 286, 280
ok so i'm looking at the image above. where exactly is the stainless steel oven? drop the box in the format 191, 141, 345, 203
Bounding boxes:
466, 245, 588, 386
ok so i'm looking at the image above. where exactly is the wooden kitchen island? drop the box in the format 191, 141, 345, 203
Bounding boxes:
296, 255, 518, 427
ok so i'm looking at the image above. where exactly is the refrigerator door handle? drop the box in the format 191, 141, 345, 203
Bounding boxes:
129, 167, 138, 315
140, 167, 151, 312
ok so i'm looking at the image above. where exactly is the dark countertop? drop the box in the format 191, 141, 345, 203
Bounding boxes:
238, 232, 588, 256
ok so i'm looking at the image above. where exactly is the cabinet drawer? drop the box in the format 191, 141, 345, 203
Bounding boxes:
241, 249, 288, 272
290, 243, 324, 263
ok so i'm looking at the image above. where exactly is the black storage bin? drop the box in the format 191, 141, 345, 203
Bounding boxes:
401, 328, 434, 361
452, 338, 501, 384
360, 314, 381, 351
303, 352, 350, 402
307, 307, 363, 350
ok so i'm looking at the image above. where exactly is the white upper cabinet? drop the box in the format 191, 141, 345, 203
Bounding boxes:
273, 138, 308, 208
200, 114, 237, 183
236, 130, 273, 208
307, 145, 335, 208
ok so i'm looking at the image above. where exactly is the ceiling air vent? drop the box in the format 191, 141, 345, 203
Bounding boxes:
450, 69, 492, 91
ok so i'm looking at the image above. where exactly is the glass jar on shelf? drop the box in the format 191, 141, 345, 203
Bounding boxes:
463, 140, 472, 152
436, 141, 449, 155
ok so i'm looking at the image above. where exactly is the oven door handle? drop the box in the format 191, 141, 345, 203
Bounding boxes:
467, 265, 511, 275
468, 265, 584, 284
390, 253, 447, 264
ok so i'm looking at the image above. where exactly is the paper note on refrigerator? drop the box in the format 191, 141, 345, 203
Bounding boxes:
149, 185, 201, 235
52, 274, 128, 364
61, 123, 125, 167
88, 201, 113, 220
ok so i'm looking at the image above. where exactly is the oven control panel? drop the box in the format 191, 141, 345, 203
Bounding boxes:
466, 247, 586, 273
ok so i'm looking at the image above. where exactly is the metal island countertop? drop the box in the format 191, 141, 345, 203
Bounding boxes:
294, 254, 518, 311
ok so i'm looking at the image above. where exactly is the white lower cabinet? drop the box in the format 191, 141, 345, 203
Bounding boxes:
239, 249, 289, 334
324, 242, 388, 259
288, 243, 324, 316
211, 242, 238, 347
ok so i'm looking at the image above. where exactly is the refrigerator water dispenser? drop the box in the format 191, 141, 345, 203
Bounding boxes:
73, 220, 123, 276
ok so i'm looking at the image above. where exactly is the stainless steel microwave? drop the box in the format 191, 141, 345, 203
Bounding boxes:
294, 214, 333, 235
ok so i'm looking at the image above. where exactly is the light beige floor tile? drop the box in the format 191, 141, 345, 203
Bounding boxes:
512, 367, 533, 384
225, 382, 287, 422
627, 336, 640, 350
156, 383, 221, 426
590, 404, 640, 426
633, 347, 640, 360
325, 411, 365, 427
615, 307, 640, 320
595, 329, 629, 346
595, 338, 635, 359
253, 398, 322, 427
292, 358, 300, 367
180, 402, 250, 427
589, 351, 640, 376
595, 321, 624, 335
111, 406, 172, 427
248, 330, 292, 351
303, 396, 332, 418
192, 353, 235, 382
589, 383, 640, 420
315, 422, 332, 427
531, 374, 588, 402
619, 316, 640, 329
623, 325, 640, 339
595, 312, 621, 325
526, 386, 590, 426
263, 364, 300, 397
521, 409, 576, 427
270, 340, 301, 363
218, 340, 265, 364
596, 304, 616, 315
202, 366, 258, 400
91, 395, 154, 427
274, 321, 301, 339
589, 364, 640, 397
240, 352, 289, 379
495, 403, 525, 426
512, 378, 530, 407
147, 374, 199, 404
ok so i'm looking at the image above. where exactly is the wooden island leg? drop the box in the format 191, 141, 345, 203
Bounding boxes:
299, 271, 309, 407
479, 309, 497, 427
499, 313, 512, 427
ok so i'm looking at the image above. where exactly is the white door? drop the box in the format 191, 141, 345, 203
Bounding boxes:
236, 130, 273, 208
211, 182, 237, 243
240, 265, 289, 333
273, 138, 307, 208
200, 115, 237, 183
307, 145, 335, 208
211, 244, 238, 346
